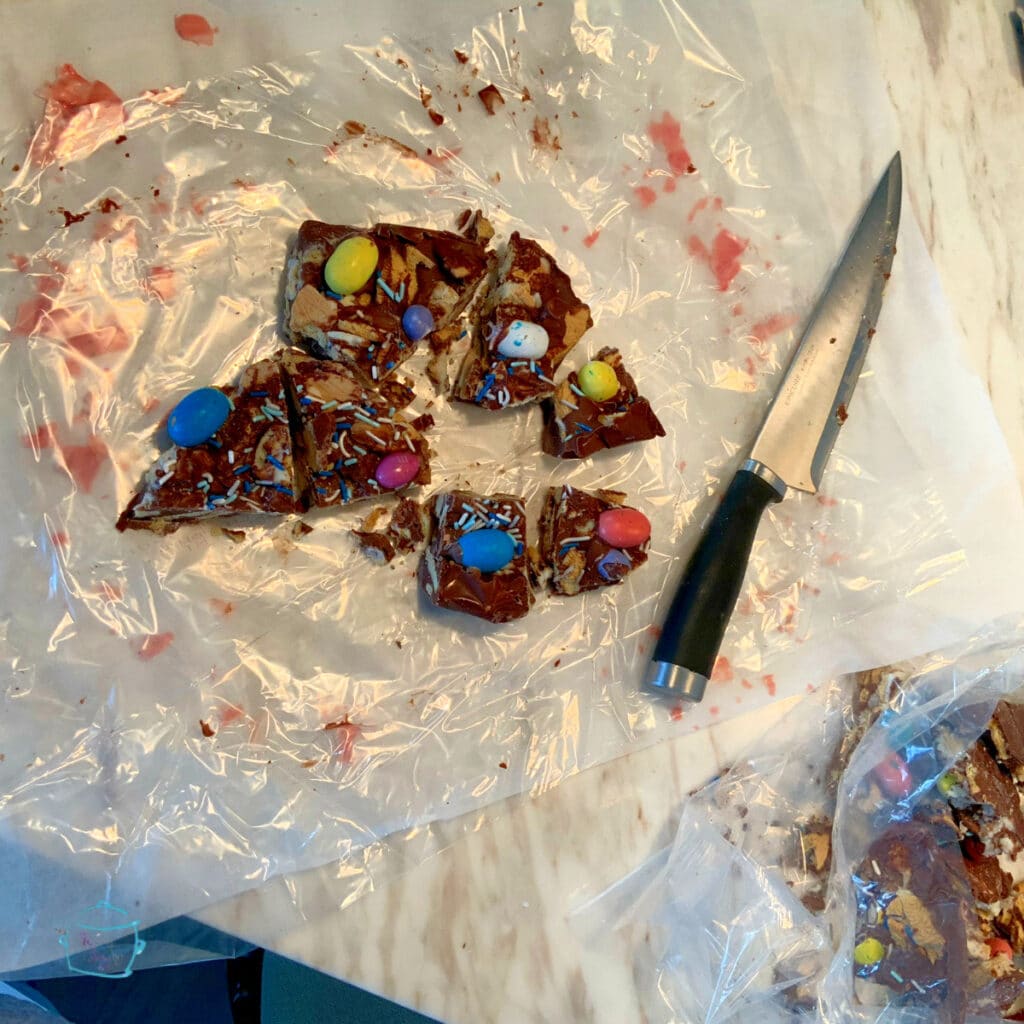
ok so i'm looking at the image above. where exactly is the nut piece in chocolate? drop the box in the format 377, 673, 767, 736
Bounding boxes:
539, 485, 651, 596
117, 357, 300, 530
455, 232, 592, 409
284, 217, 494, 385
419, 489, 533, 622
542, 347, 665, 459
280, 351, 432, 508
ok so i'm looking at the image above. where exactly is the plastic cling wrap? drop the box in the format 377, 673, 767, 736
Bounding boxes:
577, 627, 1024, 1023
1, 0, 1023, 975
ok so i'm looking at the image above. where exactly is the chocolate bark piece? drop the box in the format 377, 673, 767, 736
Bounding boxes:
285, 218, 494, 384
454, 232, 592, 409
948, 743, 1024, 859
538, 485, 649, 596
990, 701, 1024, 781
967, 954, 1024, 1019
352, 498, 428, 564
419, 489, 532, 623
852, 820, 969, 1019
280, 351, 431, 509
117, 357, 300, 530
542, 347, 665, 459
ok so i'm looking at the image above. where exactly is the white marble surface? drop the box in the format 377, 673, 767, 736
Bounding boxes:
1, 1, 1021, 1019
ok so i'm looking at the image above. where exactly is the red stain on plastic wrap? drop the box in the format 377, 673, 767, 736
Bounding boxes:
670, 704, 684, 722
633, 186, 657, 209
708, 706, 719, 716
144, 265, 177, 302
749, 313, 797, 359
29, 64, 125, 169
325, 715, 363, 764
420, 147, 462, 169
710, 656, 733, 683
9, 253, 30, 272
174, 14, 218, 46
135, 632, 174, 660
98, 197, 121, 214
218, 703, 244, 726
189, 192, 210, 217
688, 229, 748, 291
647, 111, 695, 176
740, 678, 753, 690
209, 598, 234, 616
57, 434, 109, 493
825, 552, 844, 567
762, 674, 777, 697
816, 495, 839, 507
141, 397, 161, 414
646, 623, 663, 640
583, 229, 601, 248
20, 422, 59, 451
50, 531, 70, 547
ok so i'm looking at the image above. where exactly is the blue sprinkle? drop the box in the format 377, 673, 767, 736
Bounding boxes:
344, 458, 358, 466
316, 471, 334, 479
336, 422, 353, 431
243, 481, 253, 493
324, 288, 343, 301
316, 486, 329, 495
365, 406, 377, 415
300, 396, 314, 405
340, 480, 351, 502
233, 464, 252, 475
386, 361, 396, 370
250, 391, 269, 397
375, 275, 406, 303
475, 372, 496, 404
577, 423, 594, 432
207, 438, 222, 449
334, 459, 346, 471
275, 485, 294, 496
267, 455, 286, 471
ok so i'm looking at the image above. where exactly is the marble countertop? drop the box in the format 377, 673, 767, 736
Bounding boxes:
2, 1, 1021, 1019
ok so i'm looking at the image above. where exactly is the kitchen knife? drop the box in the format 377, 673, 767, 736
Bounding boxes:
645, 153, 903, 703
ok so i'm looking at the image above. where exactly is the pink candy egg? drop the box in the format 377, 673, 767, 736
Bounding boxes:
597, 507, 651, 548
374, 451, 421, 490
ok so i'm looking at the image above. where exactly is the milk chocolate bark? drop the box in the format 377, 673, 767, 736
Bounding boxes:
280, 352, 431, 508
455, 233, 592, 409
352, 498, 428, 563
285, 218, 493, 384
419, 489, 532, 623
542, 348, 664, 459
117, 358, 300, 530
538, 486, 649, 595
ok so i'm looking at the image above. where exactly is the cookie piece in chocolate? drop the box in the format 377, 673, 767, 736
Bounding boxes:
455, 232, 592, 409
285, 217, 494, 384
281, 352, 432, 508
538, 485, 651, 596
852, 820, 969, 1019
990, 700, 1024, 782
353, 498, 428, 564
117, 357, 300, 530
419, 490, 533, 622
542, 348, 665, 459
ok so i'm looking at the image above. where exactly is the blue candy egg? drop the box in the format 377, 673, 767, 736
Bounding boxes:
448, 528, 515, 574
167, 387, 231, 447
496, 320, 549, 360
402, 304, 435, 341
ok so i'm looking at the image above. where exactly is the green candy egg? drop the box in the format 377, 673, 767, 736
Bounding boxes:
853, 937, 885, 966
578, 360, 619, 402
324, 236, 379, 295
936, 772, 959, 798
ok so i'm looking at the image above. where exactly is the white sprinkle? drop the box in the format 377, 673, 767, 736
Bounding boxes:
366, 431, 386, 447
406, 435, 416, 451
559, 535, 591, 546
227, 449, 235, 465
371, 366, 379, 380
537, 373, 555, 385
338, 433, 352, 458
910, 980, 925, 994
326, 329, 368, 345
871, 859, 880, 876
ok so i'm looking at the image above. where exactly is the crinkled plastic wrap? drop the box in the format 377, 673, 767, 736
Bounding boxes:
0, 0, 1017, 975
578, 624, 1024, 1023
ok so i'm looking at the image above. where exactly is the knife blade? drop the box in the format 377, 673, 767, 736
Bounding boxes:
645, 153, 902, 703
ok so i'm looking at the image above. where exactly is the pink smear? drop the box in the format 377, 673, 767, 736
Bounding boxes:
142, 397, 161, 414
817, 495, 839, 507
687, 197, 708, 223
708, 706, 719, 716
56, 434, 108, 493
646, 623, 663, 639
731, 303, 744, 316
670, 705, 684, 722
136, 632, 174, 660
144, 266, 177, 302
583, 229, 601, 248
763, 674, 777, 697
50, 531, 70, 547
21, 422, 59, 450
9, 254, 30, 272
29, 64, 124, 169
218, 703, 244, 726
647, 111, 695, 176
174, 14, 217, 46
633, 186, 657, 209
662, 178, 676, 194
676, 459, 687, 471
688, 229, 748, 291
325, 716, 363, 764
711, 656, 733, 683
189, 192, 210, 217
751, 313, 797, 345
825, 552, 844, 566
560, 225, 569, 233
740, 678, 753, 690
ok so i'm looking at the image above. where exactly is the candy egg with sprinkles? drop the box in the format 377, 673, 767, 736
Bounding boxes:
449, 528, 516, 574
496, 320, 550, 360
168, 387, 232, 447
324, 236, 379, 295
578, 359, 620, 402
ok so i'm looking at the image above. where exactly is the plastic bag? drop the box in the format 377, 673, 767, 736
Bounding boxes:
1, 0, 1022, 975
576, 622, 1024, 1023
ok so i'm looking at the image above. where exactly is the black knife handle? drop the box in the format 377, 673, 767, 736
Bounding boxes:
647, 469, 783, 702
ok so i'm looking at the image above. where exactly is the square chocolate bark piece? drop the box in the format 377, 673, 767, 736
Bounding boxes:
419, 490, 533, 622
539, 486, 650, 596
117, 357, 300, 530
280, 352, 432, 508
455, 232, 592, 409
542, 347, 665, 459
285, 218, 494, 384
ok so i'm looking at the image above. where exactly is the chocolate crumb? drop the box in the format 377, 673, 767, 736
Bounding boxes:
478, 84, 505, 116
114, 135, 127, 145
221, 528, 247, 543
499, 761, 508, 769
554, 659, 561, 667
836, 404, 848, 424
454, 49, 469, 64
200, 719, 215, 738
292, 521, 315, 537
343, 120, 366, 136
530, 115, 561, 153
59, 208, 88, 227
98, 197, 121, 214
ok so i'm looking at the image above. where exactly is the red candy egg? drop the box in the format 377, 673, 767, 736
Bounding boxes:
873, 751, 913, 799
987, 938, 1014, 959
374, 451, 420, 490
597, 508, 651, 548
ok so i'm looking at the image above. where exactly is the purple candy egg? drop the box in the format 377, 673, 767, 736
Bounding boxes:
374, 451, 421, 490
402, 304, 435, 341
596, 549, 633, 582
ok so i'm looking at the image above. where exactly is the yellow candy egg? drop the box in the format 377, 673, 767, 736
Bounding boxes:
578, 360, 619, 402
853, 938, 885, 967
324, 236, 379, 295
